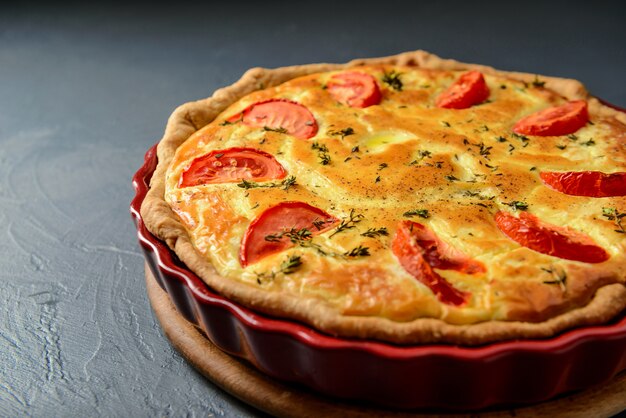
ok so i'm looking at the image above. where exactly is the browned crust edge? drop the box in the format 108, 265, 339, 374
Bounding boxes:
140, 49, 626, 345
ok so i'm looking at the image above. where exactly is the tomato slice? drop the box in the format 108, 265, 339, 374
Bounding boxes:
540, 171, 626, 197
513, 100, 588, 136
179, 148, 286, 188
326, 72, 382, 108
227, 99, 318, 140
435, 71, 490, 109
494, 211, 609, 263
240, 202, 338, 267
392, 221, 483, 306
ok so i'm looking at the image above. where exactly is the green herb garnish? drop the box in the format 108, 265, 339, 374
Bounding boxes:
382, 70, 403, 91
328, 127, 355, 140
463, 191, 495, 201
237, 175, 296, 191
541, 266, 567, 290
602, 207, 625, 233
403, 209, 430, 219
265, 227, 313, 244
503, 201, 529, 211
312, 142, 331, 165
361, 227, 389, 238
329, 209, 364, 238
408, 150, 432, 166
344, 245, 370, 258
255, 254, 303, 284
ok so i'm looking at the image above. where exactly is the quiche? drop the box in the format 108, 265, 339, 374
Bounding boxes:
141, 50, 626, 345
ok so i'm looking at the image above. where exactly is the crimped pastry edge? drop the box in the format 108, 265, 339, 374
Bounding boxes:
140, 49, 626, 345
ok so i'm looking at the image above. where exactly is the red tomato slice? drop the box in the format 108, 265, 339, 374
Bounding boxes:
179, 148, 286, 188
494, 211, 609, 263
227, 99, 318, 140
240, 202, 338, 267
326, 72, 382, 108
540, 171, 626, 197
513, 100, 588, 136
392, 221, 483, 306
435, 71, 490, 109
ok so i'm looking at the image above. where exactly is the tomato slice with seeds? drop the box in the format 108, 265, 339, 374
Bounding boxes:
494, 211, 609, 263
227, 99, 318, 140
179, 148, 286, 188
392, 221, 484, 306
540, 171, 626, 197
435, 71, 490, 109
240, 202, 338, 267
513, 100, 588, 136
326, 72, 382, 108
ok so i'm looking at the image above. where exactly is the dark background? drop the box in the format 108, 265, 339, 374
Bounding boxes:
1, 1, 624, 416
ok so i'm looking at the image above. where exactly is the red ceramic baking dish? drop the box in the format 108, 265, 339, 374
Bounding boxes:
131, 100, 626, 410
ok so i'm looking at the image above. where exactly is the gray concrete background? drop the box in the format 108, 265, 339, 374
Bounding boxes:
1, 1, 624, 416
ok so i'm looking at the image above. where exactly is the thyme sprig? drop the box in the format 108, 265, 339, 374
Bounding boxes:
328, 127, 354, 140
255, 254, 303, 284
403, 209, 430, 219
463, 190, 495, 201
602, 207, 626, 233
312, 142, 331, 165
464, 139, 493, 159
408, 150, 432, 166
329, 209, 364, 238
361, 227, 389, 238
502, 200, 529, 211
265, 227, 313, 244
382, 70, 403, 91
344, 245, 370, 258
541, 266, 567, 291
264, 227, 328, 256
264, 226, 370, 260
312, 218, 334, 231
237, 175, 296, 191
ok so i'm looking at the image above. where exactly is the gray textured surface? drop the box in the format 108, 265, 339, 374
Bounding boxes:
0, 2, 624, 417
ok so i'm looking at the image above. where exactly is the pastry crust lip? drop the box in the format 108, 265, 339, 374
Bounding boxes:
141, 50, 626, 345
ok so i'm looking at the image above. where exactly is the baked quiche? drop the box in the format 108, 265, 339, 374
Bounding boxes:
142, 50, 626, 344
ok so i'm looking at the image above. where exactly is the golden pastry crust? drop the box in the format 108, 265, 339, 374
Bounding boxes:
141, 50, 626, 345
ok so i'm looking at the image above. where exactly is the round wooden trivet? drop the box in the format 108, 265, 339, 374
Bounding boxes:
145, 265, 626, 418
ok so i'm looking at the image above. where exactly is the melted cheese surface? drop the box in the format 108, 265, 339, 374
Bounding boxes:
165, 66, 626, 324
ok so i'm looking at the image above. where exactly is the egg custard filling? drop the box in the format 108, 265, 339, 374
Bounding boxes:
143, 51, 626, 344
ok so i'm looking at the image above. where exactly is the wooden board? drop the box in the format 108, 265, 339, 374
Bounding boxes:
145, 265, 626, 418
